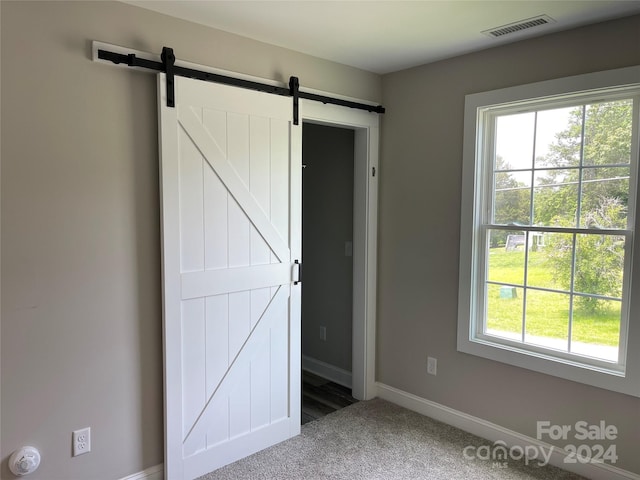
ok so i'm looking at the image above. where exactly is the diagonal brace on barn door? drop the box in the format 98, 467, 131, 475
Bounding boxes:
178, 107, 291, 263
182, 286, 289, 445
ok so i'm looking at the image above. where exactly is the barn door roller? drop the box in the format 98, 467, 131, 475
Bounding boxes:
161, 47, 176, 108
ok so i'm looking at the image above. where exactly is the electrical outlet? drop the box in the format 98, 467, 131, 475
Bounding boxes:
319, 326, 327, 341
73, 427, 91, 456
427, 356, 437, 376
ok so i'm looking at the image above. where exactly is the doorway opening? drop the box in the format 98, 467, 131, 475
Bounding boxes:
301, 123, 358, 424
298, 97, 379, 424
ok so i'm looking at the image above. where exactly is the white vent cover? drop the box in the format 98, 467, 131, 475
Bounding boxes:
482, 15, 556, 38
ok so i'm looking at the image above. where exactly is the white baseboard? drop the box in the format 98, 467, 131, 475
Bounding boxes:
119, 463, 163, 480
302, 355, 352, 388
376, 382, 640, 480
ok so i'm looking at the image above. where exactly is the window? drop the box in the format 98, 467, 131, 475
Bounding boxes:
458, 66, 640, 396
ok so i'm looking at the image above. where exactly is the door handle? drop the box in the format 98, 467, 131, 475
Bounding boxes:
294, 260, 302, 285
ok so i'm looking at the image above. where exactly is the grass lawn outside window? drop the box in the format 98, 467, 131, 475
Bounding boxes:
486, 248, 620, 361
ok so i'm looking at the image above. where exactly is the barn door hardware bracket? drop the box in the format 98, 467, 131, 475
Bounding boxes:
96, 44, 386, 116
294, 260, 302, 285
98, 49, 163, 71
161, 47, 176, 108
289, 76, 300, 125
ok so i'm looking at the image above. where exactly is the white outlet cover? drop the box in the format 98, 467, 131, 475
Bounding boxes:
427, 357, 437, 375
73, 427, 91, 456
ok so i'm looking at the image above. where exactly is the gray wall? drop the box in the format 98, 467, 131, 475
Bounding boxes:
378, 14, 640, 475
0, 2, 381, 479
302, 124, 354, 373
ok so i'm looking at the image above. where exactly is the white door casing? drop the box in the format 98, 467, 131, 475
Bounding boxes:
300, 99, 379, 401
158, 74, 301, 480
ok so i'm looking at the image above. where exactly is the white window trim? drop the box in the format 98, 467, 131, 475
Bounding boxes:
458, 65, 640, 397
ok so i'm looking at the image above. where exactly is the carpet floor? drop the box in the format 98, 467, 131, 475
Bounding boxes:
198, 398, 586, 480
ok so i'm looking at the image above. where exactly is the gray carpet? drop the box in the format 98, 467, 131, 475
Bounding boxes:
198, 399, 586, 480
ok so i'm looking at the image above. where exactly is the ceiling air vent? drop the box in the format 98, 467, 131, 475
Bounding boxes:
482, 15, 556, 38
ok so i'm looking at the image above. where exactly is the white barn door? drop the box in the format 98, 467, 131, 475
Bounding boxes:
158, 74, 302, 480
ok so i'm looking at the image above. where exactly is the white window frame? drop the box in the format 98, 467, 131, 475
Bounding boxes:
458, 65, 640, 397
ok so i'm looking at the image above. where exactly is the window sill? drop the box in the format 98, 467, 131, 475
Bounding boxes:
457, 332, 638, 397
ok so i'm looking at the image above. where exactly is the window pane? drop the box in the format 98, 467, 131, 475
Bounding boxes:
526, 232, 572, 291
571, 299, 620, 362
583, 100, 633, 166
486, 283, 523, 341
533, 169, 578, 226
574, 233, 624, 299
487, 230, 525, 285
535, 107, 580, 168
494, 170, 531, 225
496, 112, 535, 170
525, 290, 570, 350
580, 167, 630, 229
